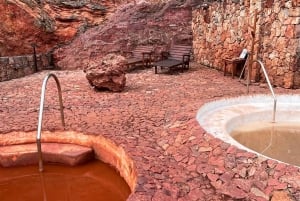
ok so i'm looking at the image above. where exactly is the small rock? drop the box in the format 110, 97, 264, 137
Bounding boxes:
208, 156, 225, 168
248, 166, 256, 177
188, 136, 196, 141
271, 191, 294, 201
233, 178, 252, 192
162, 143, 169, 150
154, 173, 165, 180
238, 167, 247, 178
198, 147, 212, 152
188, 188, 205, 200
274, 183, 288, 190
222, 184, 248, 199
212, 147, 223, 156
152, 190, 174, 201
251, 187, 269, 200
177, 182, 190, 198
207, 173, 219, 182
267, 160, 278, 168
220, 172, 234, 183
210, 180, 223, 189
174, 154, 185, 162
259, 170, 269, 180
274, 163, 287, 171
268, 178, 283, 187
226, 145, 237, 154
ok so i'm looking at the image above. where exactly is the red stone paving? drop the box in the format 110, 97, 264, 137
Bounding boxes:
0, 64, 299, 200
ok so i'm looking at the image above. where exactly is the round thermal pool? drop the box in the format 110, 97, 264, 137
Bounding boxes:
0, 131, 136, 201
197, 95, 300, 167
0, 161, 131, 201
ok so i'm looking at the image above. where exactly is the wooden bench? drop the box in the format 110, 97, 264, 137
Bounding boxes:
125, 46, 153, 70
152, 45, 192, 74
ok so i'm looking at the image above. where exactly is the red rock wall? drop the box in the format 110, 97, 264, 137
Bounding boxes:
192, 0, 300, 88
0, 0, 109, 56
53, 2, 192, 70
0, 53, 53, 81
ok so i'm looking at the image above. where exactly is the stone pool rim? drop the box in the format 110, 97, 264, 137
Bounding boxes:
196, 94, 300, 168
0, 130, 137, 193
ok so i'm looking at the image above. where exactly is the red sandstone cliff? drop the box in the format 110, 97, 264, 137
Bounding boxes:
0, 0, 192, 70
53, 1, 192, 70
0, 0, 110, 56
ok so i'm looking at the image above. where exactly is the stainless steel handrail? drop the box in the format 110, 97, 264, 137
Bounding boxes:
242, 59, 277, 122
37, 73, 65, 172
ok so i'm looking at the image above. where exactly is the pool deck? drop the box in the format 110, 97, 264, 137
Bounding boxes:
0, 64, 299, 200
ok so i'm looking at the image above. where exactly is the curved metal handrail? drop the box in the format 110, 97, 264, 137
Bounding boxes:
37, 73, 65, 172
244, 59, 277, 122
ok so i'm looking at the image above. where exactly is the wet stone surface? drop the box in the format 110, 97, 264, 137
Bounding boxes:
0, 143, 94, 167
0, 64, 299, 201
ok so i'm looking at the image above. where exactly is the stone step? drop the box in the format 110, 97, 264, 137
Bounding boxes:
0, 143, 94, 167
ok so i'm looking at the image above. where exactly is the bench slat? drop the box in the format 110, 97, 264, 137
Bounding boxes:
126, 46, 154, 70
153, 44, 192, 74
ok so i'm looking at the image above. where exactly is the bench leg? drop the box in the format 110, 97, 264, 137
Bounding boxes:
224, 61, 227, 76
154, 66, 158, 74
232, 63, 237, 79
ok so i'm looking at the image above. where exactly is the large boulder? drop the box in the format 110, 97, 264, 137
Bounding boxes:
84, 54, 127, 92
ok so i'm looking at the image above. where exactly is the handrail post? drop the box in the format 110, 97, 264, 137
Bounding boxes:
238, 56, 250, 93
36, 73, 65, 172
244, 59, 277, 123
273, 99, 277, 123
